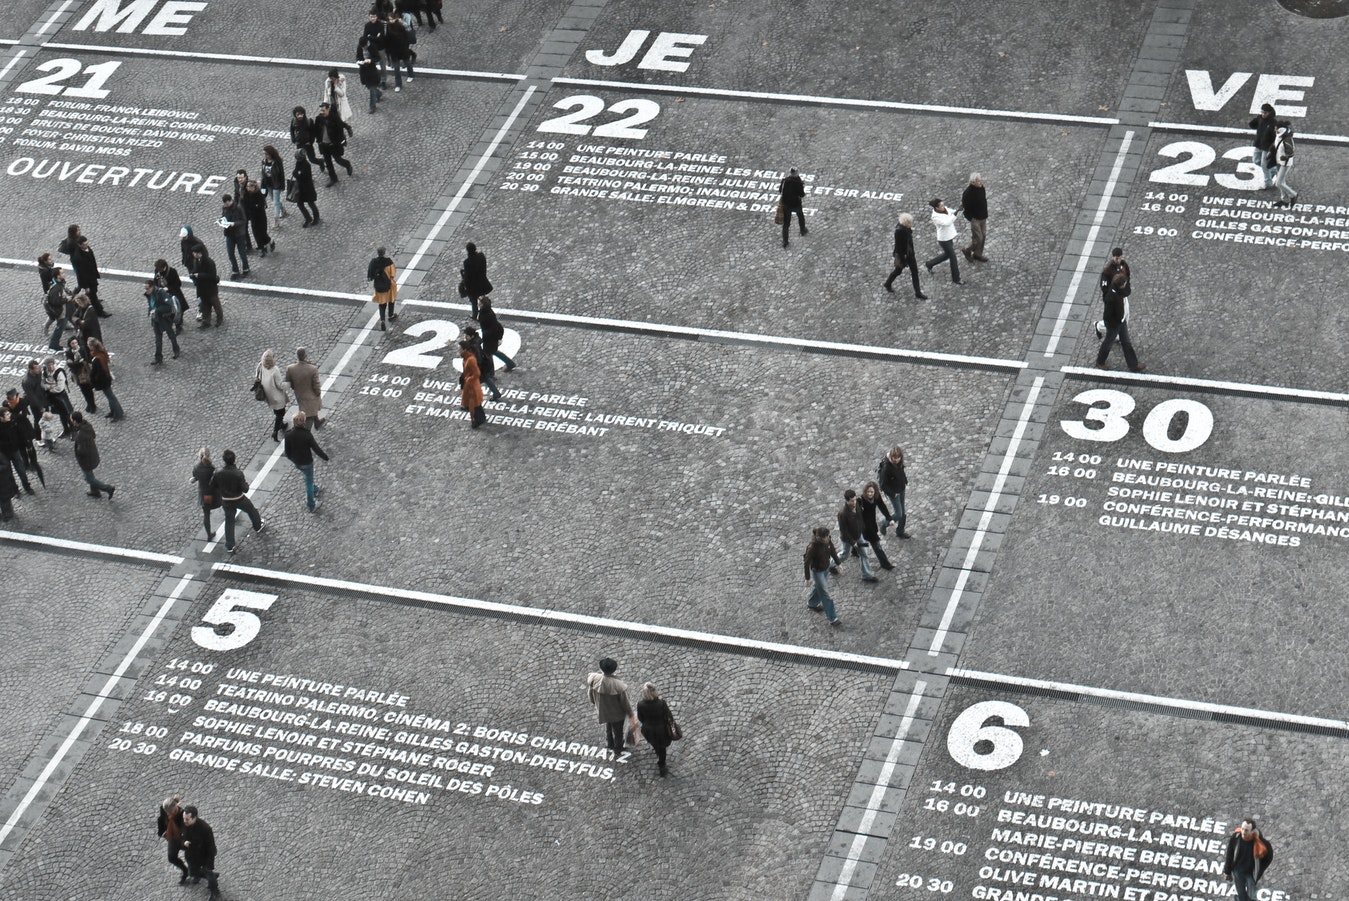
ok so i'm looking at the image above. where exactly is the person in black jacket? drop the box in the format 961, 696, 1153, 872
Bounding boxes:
837, 489, 879, 582
0, 405, 38, 494
241, 181, 273, 256
191, 448, 220, 537
0, 449, 16, 521
290, 150, 321, 227
882, 212, 927, 299
316, 103, 354, 185
877, 446, 910, 538
477, 296, 515, 371
460, 242, 491, 319
858, 482, 894, 570
70, 411, 114, 498
779, 166, 807, 247
190, 246, 224, 326
210, 449, 263, 553
361, 11, 389, 86
154, 258, 186, 333
156, 796, 189, 884
1223, 818, 1274, 901
358, 37, 384, 113
1248, 103, 1277, 190
289, 106, 326, 173
803, 526, 843, 625
69, 235, 109, 317
960, 173, 990, 262
283, 411, 329, 512
180, 806, 221, 899
218, 194, 250, 278
384, 13, 414, 90
636, 683, 679, 777
1094, 270, 1143, 372
261, 145, 287, 222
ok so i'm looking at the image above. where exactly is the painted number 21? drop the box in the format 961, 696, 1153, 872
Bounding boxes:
18, 59, 121, 99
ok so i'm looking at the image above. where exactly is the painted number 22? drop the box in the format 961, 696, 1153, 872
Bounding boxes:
17, 59, 121, 99
538, 95, 661, 140
1148, 141, 1264, 189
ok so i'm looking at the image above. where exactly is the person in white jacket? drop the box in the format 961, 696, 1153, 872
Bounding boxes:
923, 198, 962, 285
321, 70, 355, 136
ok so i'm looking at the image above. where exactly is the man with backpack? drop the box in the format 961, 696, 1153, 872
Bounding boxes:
144, 280, 180, 365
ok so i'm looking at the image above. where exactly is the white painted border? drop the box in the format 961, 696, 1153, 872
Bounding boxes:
1060, 365, 1349, 404
0, 530, 182, 564
1149, 121, 1349, 145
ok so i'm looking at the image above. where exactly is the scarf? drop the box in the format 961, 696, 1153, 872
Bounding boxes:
1233, 827, 1268, 859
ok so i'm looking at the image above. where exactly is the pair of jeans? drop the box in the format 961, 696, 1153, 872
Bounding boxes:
81, 467, 114, 495
1231, 872, 1258, 901
221, 496, 262, 551
292, 461, 317, 510
882, 489, 906, 536
483, 373, 500, 401
839, 539, 875, 578
153, 317, 180, 360
99, 387, 125, 419
1253, 146, 1273, 187
925, 239, 961, 282
269, 189, 284, 219
389, 56, 413, 86
1275, 159, 1296, 203
48, 318, 67, 351
807, 568, 837, 621
1096, 320, 1140, 369
367, 84, 383, 112
224, 233, 250, 274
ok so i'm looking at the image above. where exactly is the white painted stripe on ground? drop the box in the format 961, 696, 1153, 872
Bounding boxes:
35, 0, 78, 36
946, 667, 1349, 732
553, 77, 1120, 126
1061, 365, 1349, 404
0, 574, 194, 848
0, 530, 182, 564
1043, 130, 1134, 357
1149, 121, 1349, 145
403, 85, 537, 272
0, 48, 29, 81
215, 562, 911, 671
40, 42, 524, 80
928, 377, 1045, 656
829, 681, 927, 900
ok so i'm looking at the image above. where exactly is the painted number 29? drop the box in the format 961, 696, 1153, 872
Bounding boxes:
380, 319, 522, 372
1148, 141, 1264, 189
1060, 389, 1213, 453
17, 59, 121, 99
191, 589, 277, 651
538, 95, 661, 140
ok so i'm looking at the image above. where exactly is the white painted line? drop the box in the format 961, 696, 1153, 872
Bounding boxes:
946, 667, 1349, 732
404, 85, 537, 272
1061, 365, 1349, 404
40, 42, 524, 81
0, 48, 29, 81
928, 377, 1044, 656
553, 77, 1120, 126
1043, 130, 1134, 357
1149, 121, 1349, 145
35, 0, 78, 36
0, 530, 183, 565
0, 574, 194, 849
830, 681, 927, 901
0, 259, 1026, 371
215, 562, 911, 672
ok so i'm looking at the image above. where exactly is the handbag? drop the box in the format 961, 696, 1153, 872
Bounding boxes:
285, 178, 298, 202
457, 279, 468, 298
774, 200, 785, 225
251, 377, 267, 402
670, 720, 682, 741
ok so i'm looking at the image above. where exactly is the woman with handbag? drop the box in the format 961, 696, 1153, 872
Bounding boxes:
289, 150, 320, 227
637, 683, 680, 777
260, 146, 287, 223
85, 338, 124, 421
255, 349, 290, 442
191, 448, 222, 538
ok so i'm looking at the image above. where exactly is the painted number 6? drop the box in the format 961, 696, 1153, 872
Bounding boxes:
1060, 389, 1213, 453
191, 589, 277, 651
947, 701, 1028, 771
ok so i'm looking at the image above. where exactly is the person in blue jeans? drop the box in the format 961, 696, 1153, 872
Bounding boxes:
837, 489, 879, 582
803, 526, 843, 625
877, 445, 911, 539
282, 412, 328, 512
210, 449, 264, 553
1223, 818, 1274, 901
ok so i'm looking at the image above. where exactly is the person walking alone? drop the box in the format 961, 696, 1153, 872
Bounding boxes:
460, 242, 491, 319
1223, 818, 1274, 901
189, 246, 224, 327
218, 194, 250, 279
367, 247, 398, 330
1094, 270, 1144, 372
316, 103, 354, 185
779, 166, 807, 247
70, 411, 115, 499
283, 411, 328, 512
285, 347, 325, 429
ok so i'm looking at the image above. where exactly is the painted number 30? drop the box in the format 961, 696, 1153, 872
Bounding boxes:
1060, 389, 1214, 454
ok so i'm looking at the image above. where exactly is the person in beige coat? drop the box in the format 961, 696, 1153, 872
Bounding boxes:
284, 347, 324, 428
255, 349, 289, 442
587, 657, 635, 758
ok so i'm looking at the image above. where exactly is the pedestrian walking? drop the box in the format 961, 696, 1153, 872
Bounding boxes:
0, 455, 16, 522
69, 235, 110, 317
180, 225, 205, 271
289, 106, 325, 174
37, 252, 56, 296
189, 246, 224, 327
837, 489, 879, 582
255, 349, 290, 441
1094, 269, 1144, 372
779, 166, 807, 247
242, 181, 274, 256
180, 806, 221, 900
460, 242, 491, 319
1269, 122, 1297, 208
636, 683, 680, 777
316, 103, 355, 185
44, 269, 77, 351
41, 258, 66, 331
1223, 818, 1274, 901
289, 150, 321, 227
367, 247, 398, 330
321, 70, 355, 132
397, 2, 420, 52
384, 13, 414, 90
358, 37, 384, 113
65, 337, 97, 413
85, 338, 125, 420
883, 213, 928, 299
877, 446, 911, 538
153, 259, 187, 333
284, 347, 324, 428
73, 291, 102, 352
858, 482, 894, 570
923, 198, 961, 284
21, 358, 49, 432
960, 173, 990, 262
458, 339, 486, 428
1248, 103, 1277, 190
803, 526, 843, 625
210, 449, 264, 554
70, 411, 115, 499
477, 296, 515, 371
261, 146, 287, 223
191, 448, 221, 538
1101, 247, 1130, 296
0, 406, 38, 495
218, 194, 251, 279
40, 357, 73, 435
156, 795, 189, 884
586, 657, 636, 759
425, 0, 444, 28
283, 411, 328, 512
461, 324, 498, 402
145, 281, 181, 365
361, 12, 389, 85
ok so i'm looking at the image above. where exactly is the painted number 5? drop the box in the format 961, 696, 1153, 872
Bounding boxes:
1060, 389, 1213, 453
191, 589, 277, 651
947, 701, 1028, 771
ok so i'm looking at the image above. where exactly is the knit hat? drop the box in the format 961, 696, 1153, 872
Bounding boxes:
180, 226, 191, 238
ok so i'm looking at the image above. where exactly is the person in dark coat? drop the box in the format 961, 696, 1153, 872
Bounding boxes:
210, 449, 264, 554
69, 235, 109, 317
65, 337, 98, 413
145, 280, 180, 364
57, 223, 81, 257
154, 258, 187, 333
241, 181, 273, 256
316, 103, 354, 185
191, 448, 221, 538
960, 172, 990, 262
157, 795, 189, 884
1248, 103, 1278, 189
476, 296, 515, 372
1223, 818, 1275, 901
179, 226, 205, 270
218, 194, 250, 278
289, 106, 325, 173
283, 411, 329, 512
858, 482, 894, 570
803, 526, 843, 625
21, 358, 49, 431
384, 14, 414, 89
70, 411, 115, 498
261, 145, 287, 222
358, 37, 384, 112
180, 806, 221, 899
883, 213, 927, 299
0, 405, 38, 495
74, 292, 102, 352
189, 246, 223, 326
290, 150, 321, 227
779, 166, 807, 247
0, 448, 16, 521
1094, 270, 1143, 372
636, 683, 679, 777
877, 446, 910, 538
837, 489, 879, 582
460, 242, 491, 319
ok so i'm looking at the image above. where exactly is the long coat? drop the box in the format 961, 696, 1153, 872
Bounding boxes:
285, 361, 323, 417
73, 420, 100, 470
368, 258, 397, 306
256, 362, 289, 410
459, 350, 482, 410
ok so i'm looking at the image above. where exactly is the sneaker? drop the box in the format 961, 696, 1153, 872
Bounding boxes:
226, 546, 236, 554
829, 618, 842, 626
395, 86, 401, 92
309, 500, 320, 513
1129, 364, 1147, 372
255, 520, 266, 534
106, 486, 115, 500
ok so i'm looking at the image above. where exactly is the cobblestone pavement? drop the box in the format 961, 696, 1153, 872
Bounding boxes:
1, 0, 1347, 899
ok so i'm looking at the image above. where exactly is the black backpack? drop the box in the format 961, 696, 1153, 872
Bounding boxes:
151, 288, 176, 320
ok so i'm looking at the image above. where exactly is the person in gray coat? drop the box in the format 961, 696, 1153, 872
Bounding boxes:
586, 657, 634, 758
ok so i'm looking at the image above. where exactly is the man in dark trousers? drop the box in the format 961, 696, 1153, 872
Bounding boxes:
1223, 817, 1274, 901
883, 213, 927, 299
1094, 270, 1144, 372
1248, 103, 1277, 189
190, 246, 224, 327
69, 235, 109, 317
837, 489, 879, 582
960, 173, 990, 262
70, 411, 115, 499
779, 166, 807, 247
180, 806, 221, 900
218, 194, 250, 279
316, 103, 355, 185
460, 242, 491, 319
477, 296, 515, 372
586, 657, 635, 758
283, 411, 329, 512
145, 281, 180, 364
210, 449, 264, 553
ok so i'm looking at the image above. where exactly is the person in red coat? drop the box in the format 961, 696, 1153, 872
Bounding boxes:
459, 340, 486, 429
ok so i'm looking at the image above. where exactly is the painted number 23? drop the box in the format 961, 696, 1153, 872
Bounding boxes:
1148, 140, 1264, 189
538, 95, 661, 140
